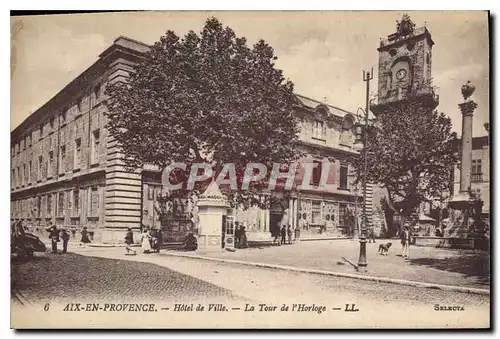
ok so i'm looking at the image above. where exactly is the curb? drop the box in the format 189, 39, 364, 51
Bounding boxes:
299, 237, 350, 242
161, 251, 490, 296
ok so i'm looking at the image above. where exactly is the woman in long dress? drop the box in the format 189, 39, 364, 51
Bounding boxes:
141, 228, 152, 254
80, 227, 91, 247
125, 228, 137, 255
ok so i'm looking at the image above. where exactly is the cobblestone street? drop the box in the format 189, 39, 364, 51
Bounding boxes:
11, 251, 241, 305
11, 246, 490, 328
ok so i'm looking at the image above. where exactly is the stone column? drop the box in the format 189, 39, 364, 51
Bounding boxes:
458, 101, 475, 194
450, 99, 477, 205
264, 209, 270, 233
448, 84, 478, 239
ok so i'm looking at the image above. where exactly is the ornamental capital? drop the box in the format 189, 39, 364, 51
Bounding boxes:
458, 100, 478, 116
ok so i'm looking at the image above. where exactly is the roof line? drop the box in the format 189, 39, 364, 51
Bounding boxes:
114, 35, 151, 48
294, 93, 354, 115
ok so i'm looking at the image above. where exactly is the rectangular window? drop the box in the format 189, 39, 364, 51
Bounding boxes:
21, 138, 25, 151
312, 200, 321, 224
94, 84, 101, 104
38, 156, 43, 181
12, 169, 15, 188
60, 145, 66, 173
91, 130, 100, 165
48, 151, 54, 177
78, 98, 84, 113
339, 164, 348, 189
74, 138, 82, 169
23, 163, 27, 185
73, 189, 80, 216
312, 120, 325, 140
50, 117, 55, 131
27, 134, 31, 147
40, 124, 44, 138
47, 194, 53, 218
18, 167, 21, 187
60, 111, 66, 125
471, 159, 483, 182
37, 196, 41, 218
58, 191, 65, 217
74, 115, 81, 133
90, 187, 99, 217
28, 160, 32, 184
68, 190, 73, 212
312, 160, 322, 186
338, 203, 347, 228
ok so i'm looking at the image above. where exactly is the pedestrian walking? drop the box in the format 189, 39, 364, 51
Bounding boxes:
60, 229, 70, 254
368, 225, 376, 243
150, 228, 160, 253
287, 225, 293, 244
272, 222, 280, 245
157, 228, 163, 249
400, 224, 411, 259
141, 228, 152, 254
79, 227, 91, 247
280, 224, 287, 245
239, 226, 248, 249
124, 228, 137, 255
45, 223, 59, 254
234, 222, 241, 248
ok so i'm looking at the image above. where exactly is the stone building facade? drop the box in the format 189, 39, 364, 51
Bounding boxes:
231, 94, 369, 238
11, 36, 368, 243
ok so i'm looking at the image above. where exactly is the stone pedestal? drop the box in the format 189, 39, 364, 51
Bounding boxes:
447, 198, 475, 238
196, 181, 229, 254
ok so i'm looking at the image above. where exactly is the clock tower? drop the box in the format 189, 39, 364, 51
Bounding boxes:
371, 14, 439, 115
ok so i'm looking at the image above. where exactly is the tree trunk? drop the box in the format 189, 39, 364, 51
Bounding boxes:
383, 209, 396, 237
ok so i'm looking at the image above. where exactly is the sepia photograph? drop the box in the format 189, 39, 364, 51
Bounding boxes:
10, 10, 490, 329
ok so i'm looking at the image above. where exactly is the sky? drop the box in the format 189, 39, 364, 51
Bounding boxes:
10, 11, 489, 137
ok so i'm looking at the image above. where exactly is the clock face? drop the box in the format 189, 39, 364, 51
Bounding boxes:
396, 69, 407, 80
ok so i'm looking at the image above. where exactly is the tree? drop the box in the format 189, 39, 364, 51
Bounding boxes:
380, 196, 396, 236
106, 17, 302, 209
350, 98, 459, 229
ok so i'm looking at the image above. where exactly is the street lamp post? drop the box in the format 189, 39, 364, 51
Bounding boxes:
353, 68, 373, 272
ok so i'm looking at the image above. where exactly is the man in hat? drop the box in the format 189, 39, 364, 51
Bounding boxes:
45, 223, 59, 254
60, 228, 70, 254
400, 223, 412, 259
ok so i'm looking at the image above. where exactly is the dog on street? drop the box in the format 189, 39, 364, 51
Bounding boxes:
378, 242, 392, 255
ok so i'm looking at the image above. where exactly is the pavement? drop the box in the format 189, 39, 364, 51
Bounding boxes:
11, 245, 490, 328
171, 239, 490, 291
38, 237, 490, 291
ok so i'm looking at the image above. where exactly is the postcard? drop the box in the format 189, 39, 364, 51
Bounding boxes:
10, 10, 490, 329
